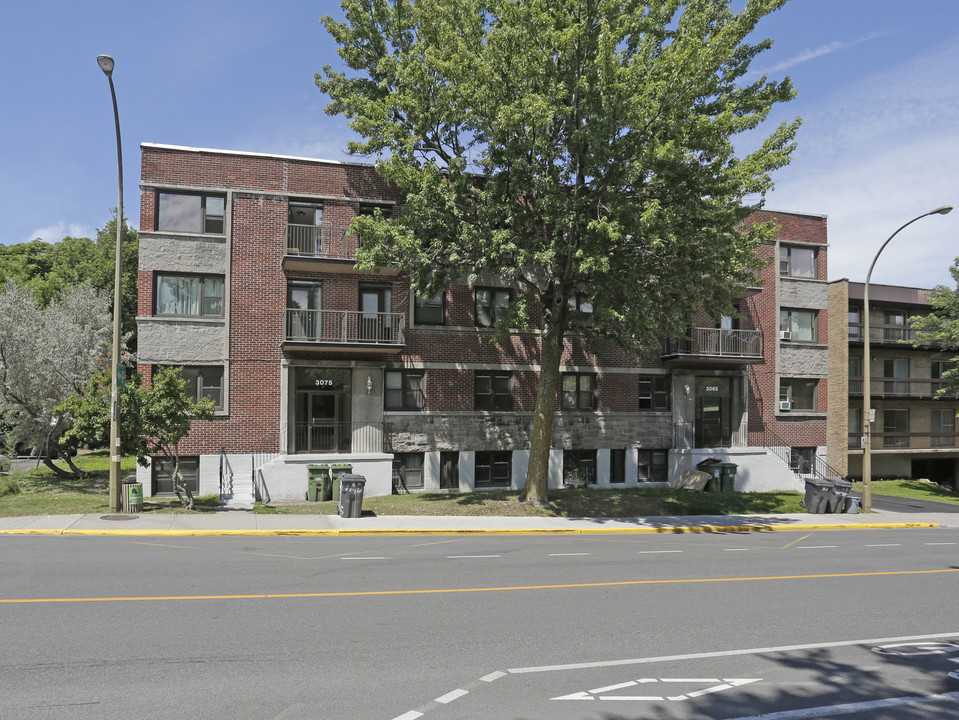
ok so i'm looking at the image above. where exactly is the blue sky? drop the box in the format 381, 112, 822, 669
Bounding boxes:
1, 0, 957, 288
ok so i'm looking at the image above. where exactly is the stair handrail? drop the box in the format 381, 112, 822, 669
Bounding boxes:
757, 425, 847, 482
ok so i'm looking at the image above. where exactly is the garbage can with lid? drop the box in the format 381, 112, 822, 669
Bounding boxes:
718, 463, 738, 492
802, 478, 835, 513
337, 474, 367, 518
843, 494, 862, 513
121, 478, 143, 513
330, 463, 353, 501
696, 461, 722, 492
307, 464, 330, 502
831, 478, 853, 514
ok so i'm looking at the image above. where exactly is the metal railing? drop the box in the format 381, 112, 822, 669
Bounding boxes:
848, 432, 958, 450
757, 425, 846, 482
291, 421, 385, 454
285, 309, 405, 345
847, 322, 938, 345
663, 328, 763, 359
848, 377, 952, 398
285, 223, 356, 259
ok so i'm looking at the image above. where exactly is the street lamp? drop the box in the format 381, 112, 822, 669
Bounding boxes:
861, 205, 953, 512
97, 54, 124, 512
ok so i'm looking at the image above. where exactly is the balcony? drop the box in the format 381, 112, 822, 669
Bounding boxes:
291, 421, 386, 454
282, 223, 400, 275
662, 328, 763, 365
848, 432, 958, 450
283, 309, 405, 355
848, 322, 930, 346
849, 377, 952, 399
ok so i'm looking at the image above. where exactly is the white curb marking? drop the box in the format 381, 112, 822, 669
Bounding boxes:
552, 677, 760, 702
435, 689, 468, 704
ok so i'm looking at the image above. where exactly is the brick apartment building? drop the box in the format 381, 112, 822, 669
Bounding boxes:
135, 143, 833, 503
827, 280, 959, 488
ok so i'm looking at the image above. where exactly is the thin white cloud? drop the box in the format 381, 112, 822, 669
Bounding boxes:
759, 30, 893, 75
23, 222, 95, 244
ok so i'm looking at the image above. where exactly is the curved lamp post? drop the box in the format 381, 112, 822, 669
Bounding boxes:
862, 205, 953, 512
97, 54, 124, 512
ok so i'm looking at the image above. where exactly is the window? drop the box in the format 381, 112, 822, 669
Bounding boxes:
779, 245, 817, 278
610, 449, 626, 484
359, 203, 393, 219
440, 452, 459, 489
385, 370, 425, 410
288, 200, 324, 226
562, 373, 596, 410
883, 309, 908, 342
848, 356, 862, 394
638, 376, 670, 411
933, 360, 951, 393
152, 456, 199, 495
475, 371, 512, 411
780, 309, 817, 342
789, 447, 816, 474
849, 408, 862, 448
568, 294, 594, 326
475, 288, 510, 327
475, 451, 511, 487
287, 282, 322, 339
931, 409, 956, 447
155, 274, 224, 317
414, 292, 445, 325
780, 378, 818, 411
883, 358, 910, 396
157, 366, 224, 411
563, 450, 596, 484
848, 305, 862, 342
393, 453, 423, 488
883, 408, 909, 448
637, 450, 667, 482
156, 192, 225, 234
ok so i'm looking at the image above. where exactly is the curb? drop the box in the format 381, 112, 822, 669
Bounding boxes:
0, 522, 939, 537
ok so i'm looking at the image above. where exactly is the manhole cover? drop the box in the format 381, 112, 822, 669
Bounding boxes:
99, 514, 139, 521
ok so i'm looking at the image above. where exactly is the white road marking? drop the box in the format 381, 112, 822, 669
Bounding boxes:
925, 542, 957, 546
341, 556, 388, 560
435, 689, 468, 704
509, 631, 959, 674
865, 543, 901, 547
481, 671, 506, 682
795, 545, 837, 550
726, 691, 959, 719
639, 550, 683, 554
391, 712, 424, 720
550, 553, 590, 556
725, 548, 750, 552
553, 677, 760, 702
447, 555, 501, 559
872, 641, 959, 656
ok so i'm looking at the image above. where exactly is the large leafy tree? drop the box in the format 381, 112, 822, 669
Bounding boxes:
318, 0, 800, 505
910, 259, 959, 395
0, 214, 139, 349
61, 367, 215, 509
0, 282, 112, 477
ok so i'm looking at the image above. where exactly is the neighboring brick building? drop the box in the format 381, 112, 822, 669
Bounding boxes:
827, 280, 959, 488
135, 143, 832, 502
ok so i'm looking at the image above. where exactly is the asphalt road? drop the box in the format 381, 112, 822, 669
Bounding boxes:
2, 527, 959, 719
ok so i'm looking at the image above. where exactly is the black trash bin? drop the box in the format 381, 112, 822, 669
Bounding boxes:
832, 478, 853, 514
802, 478, 834, 513
696, 461, 722, 492
338, 474, 367, 518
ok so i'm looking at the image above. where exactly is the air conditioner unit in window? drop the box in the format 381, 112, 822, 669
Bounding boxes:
780, 330, 792, 340
779, 400, 791, 411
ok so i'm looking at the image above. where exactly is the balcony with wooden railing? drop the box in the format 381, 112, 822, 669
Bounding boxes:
848, 377, 952, 399
662, 328, 763, 365
283, 309, 405, 354
282, 223, 400, 275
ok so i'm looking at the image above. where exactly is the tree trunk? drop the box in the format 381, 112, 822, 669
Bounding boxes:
520, 304, 567, 507
41, 448, 83, 480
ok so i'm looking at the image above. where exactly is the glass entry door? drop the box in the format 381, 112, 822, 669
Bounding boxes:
303, 392, 339, 452
695, 377, 732, 448
292, 368, 351, 453
359, 285, 392, 341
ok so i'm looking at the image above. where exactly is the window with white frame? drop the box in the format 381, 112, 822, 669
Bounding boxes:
156, 192, 225, 234
156, 365, 224, 411
155, 274, 224, 317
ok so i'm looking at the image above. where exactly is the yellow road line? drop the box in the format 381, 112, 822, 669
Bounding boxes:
780, 533, 812, 549
3, 568, 957, 605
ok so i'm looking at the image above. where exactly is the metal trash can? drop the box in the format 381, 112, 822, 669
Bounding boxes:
337, 474, 367, 519
843, 494, 862, 514
831, 478, 853, 514
802, 478, 834, 513
307, 464, 330, 502
718, 463, 738, 492
696, 461, 722, 492
121, 478, 143, 513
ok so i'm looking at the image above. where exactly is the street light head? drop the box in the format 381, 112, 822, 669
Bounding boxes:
97, 54, 115, 77
931, 205, 953, 216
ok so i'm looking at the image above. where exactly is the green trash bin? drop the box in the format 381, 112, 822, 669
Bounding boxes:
330, 463, 353, 502
696, 460, 722, 492
718, 463, 738, 492
307, 464, 330, 502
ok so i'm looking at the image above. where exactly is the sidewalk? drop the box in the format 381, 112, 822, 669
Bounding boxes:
0, 508, 954, 536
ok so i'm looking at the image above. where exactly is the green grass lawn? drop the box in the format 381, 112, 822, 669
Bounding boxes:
851, 479, 959, 505
0, 451, 218, 516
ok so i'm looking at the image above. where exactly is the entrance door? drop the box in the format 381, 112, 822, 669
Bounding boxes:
295, 392, 340, 452
287, 283, 322, 340
695, 377, 733, 448
359, 285, 392, 342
